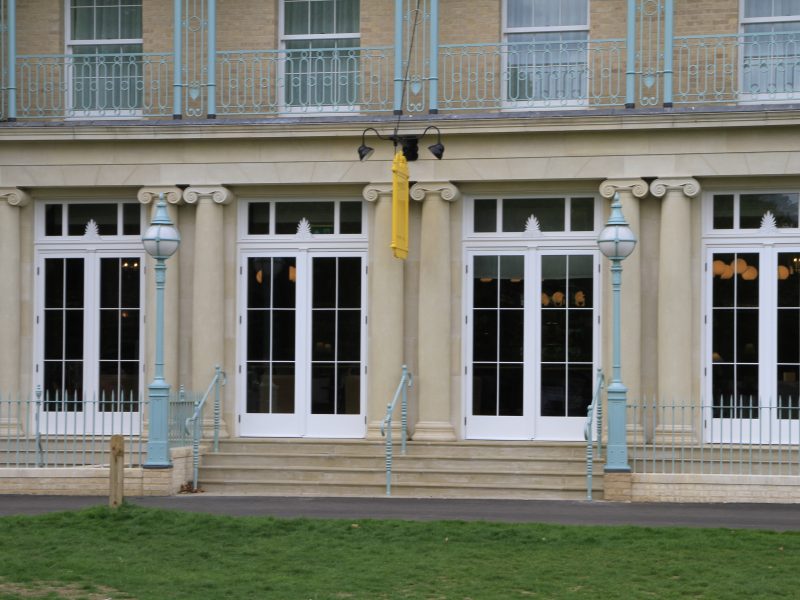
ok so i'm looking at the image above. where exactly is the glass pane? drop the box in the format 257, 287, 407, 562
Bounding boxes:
64, 311, 84, 360
473, 256, 499, 308
65, 259, 85, 309
533, 0, 559, 26
712, 309, 734, 364
120, 308, 139, 360
474, 199, 497, 232
100, 258, 119, 308
570, 197, 594, 231
561, 0, 588, 26
507, 0, 533, 27
713, 194, 734, 229
312, 310, 335, 361
285, 0, 309, 35
122, 204, 140, 235
248, 258, 272, 308
247, 310, 271, 361
339, 201, 362, 234
43, 362, 63, 404
118, 361, 139, 404
472, 365, 497, 415
45, 259, 64, 309
712, 364, 735, 410
541, 309, 565, 362
248, 203, 271, 235
311, 364, 336, 414
778, 309, 799, 363
310, 0, 335, 35
541, 364, 566, 416
99, 309, 119, 360
45, 205, 63, 236
499, 255, 524, 308
272, 363, 296, 413
778, 253, 800, 307
68, 203, 117, 236
568, 255, 593, 308
499, 310, 524, 362
503, 198, 565, 232
737, 254, 759, 308
275, 202, 335, 234
337, 310, 361, 361
44, 311, 64, 360
313, 257, 336, 309
740, 193, 799, 229
272, 258, 297, 308
567, 365, 592, 416
120, 258, 140, 308
473, 310, 498, 362
272, 311, 296, 361
568, 311, 593, 362
736, 310, 759, 363
246, 364, 270, 413
541, 255, 567, 308
336, 0, 360, 33
712, 253, 735, 307
778, 366, 799, 418
337, 364, 360, 414
338, 257, 362, 308
64, 361, 84, 400
498, 364, 523, 416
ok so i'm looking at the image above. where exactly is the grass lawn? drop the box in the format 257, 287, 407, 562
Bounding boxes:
0, 504, 797, 599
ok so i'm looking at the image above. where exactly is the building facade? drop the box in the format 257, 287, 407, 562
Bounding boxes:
1, 0, 800, 456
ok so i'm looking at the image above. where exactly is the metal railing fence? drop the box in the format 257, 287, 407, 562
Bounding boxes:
584, 369, 604, 501
380, 365, 413, 496
0, 389, 194, 468
629, 399, 800, 476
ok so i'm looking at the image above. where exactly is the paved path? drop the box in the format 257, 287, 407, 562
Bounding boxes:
0, 495, 798, 531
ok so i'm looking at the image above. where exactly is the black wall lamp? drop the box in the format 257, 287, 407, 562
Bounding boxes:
358, 125, 444, 162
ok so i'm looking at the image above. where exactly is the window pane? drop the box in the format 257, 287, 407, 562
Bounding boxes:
498, 364, 523, 416
503, 198, 565, 232
248, 202, 271, 235
122, 203, 140, 235
473, 256, 499, 308
337, 364, 360, 414
313, 257, 336, 309
533, 0, 559, 27
310, 0, 335, 35
338, 257, 362, 308
312, 364, 336, 414
499, 310, 524, 362
473, 310, 498, 362
713, 194, 734, 229
740, 193, 799, 229
778, 253, 800, 307
568, 255, 593, 308
69, 203, 118, 236
566, 365, 593, 416
541, 364, 566, 416
336, 0, 359, 33
499, 255, 524, 308
570, 197, 594, 231
472, 365, 497, 415
285, 0, 309, 35
275, 202, 335, 234
71, 6, 94, 39
339, 201, 362, 234
507, 0, 533, 27
45, 205, 63, 236
474, 199, 497, 232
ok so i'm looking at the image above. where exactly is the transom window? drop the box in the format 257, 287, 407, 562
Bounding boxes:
471, 196, 596, 234
245, 200, 363, 236
504, 0, 589, 104
281, 0, 360, 109
67, 0, 143, 115
43, 202, 141, 238
711, 192, 799, 231
741, 0, 800, 100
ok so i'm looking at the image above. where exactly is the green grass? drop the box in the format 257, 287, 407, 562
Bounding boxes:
0, 504, 797, 600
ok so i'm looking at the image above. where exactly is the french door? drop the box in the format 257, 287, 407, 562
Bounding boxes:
706, 247, 800, 443
239, 251, 366, 437
36, 251, 144, 434
465, 249, 599, 440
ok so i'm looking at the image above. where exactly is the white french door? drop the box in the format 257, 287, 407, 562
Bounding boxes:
238, 251, 366, 438
465, 249, 599, 440
706, 246, 800, 443
36, 250, 145, 435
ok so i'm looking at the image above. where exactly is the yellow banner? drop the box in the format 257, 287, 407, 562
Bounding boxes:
391, 150, 409, 260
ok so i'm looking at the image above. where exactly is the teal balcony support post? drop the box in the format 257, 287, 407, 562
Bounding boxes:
142, 194, 181, 469
7, 0, 16, 121
663, 0, 674, 107
393, 0, 404, 115
625, 0, 636, 108
173, 0, 182, 118
597, 193, 637, 473
428, 0, 439, 114
207, 0, 217, 118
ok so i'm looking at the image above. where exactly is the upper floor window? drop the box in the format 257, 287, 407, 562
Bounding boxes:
504, 0, 589, 105
281, 0, 360, 111
741, 0, 800, 100
67, 1, 143, 116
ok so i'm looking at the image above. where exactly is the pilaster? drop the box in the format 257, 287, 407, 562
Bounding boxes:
363, 183, 405, 439
600, 179, 648, 406
410, 182, 460, 441
183, 186, 233, 437
650, 178, 700, 408
0, 188, 30, 402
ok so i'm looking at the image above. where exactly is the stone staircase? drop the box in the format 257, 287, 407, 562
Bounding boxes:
197, 439, 602, 500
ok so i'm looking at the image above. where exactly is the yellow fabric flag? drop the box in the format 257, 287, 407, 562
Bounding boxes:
391, 150, 410, 260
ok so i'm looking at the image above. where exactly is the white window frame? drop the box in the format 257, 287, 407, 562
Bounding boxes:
236, 197, 369, 438
65, 0, 144, 119
739, 0, 800, 104
462, 194, 602, 441
34, 199, 146, 435
278, 0, 361, 115
702, 190, 800, 443
501, 0, 590, 110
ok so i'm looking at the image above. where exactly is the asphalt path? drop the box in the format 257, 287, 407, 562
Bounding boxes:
0, 495, 798, 530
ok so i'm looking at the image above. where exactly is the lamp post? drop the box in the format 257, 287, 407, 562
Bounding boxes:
597, 192, 637, 472
142, 193, 181, 468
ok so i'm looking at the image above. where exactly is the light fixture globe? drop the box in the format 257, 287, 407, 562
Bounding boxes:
142, 194, 181, 259
598, 193, 637, 260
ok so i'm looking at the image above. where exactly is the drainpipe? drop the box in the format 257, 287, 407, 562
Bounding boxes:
393, 0, 403, 114
663, 0, 674, 107
7, 0, 16, 121
207, 0, 216, 118
428, 0, 439, 114
625, 0, 635, 108
173, 0, 182, 118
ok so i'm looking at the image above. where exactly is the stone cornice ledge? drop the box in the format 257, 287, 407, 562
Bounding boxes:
183, 186, 234, 205
650, 178, 701, 198
410, 182, 461, 203
0, 188, 31, 207
137, 186, 184, 205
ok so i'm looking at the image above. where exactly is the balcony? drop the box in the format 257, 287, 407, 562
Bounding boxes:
2, 31, 800, 122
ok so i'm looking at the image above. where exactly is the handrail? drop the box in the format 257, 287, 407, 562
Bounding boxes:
585, 369, 605, 501
186, 365, 227, 491
380, 365, 413, 496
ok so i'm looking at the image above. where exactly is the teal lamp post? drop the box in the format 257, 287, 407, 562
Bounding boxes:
142, 193, 181, 468
597, 192, 637, 472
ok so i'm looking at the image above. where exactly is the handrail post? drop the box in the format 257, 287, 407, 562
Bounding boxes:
213, 365, 221, 453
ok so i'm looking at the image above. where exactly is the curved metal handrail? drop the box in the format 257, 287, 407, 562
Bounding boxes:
381, 365, 413, 496
585, 369, 605, 501
186, 366, 227, 491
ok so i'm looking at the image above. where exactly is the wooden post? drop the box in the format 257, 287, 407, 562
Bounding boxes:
109, 435, 124, 509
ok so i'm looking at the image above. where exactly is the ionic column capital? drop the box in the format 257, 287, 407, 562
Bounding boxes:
599, 179, 649, 199
183, 186, 234, 205
410, 181, 461, 203
362, 183, 393, 202
650, 178, 701, 199
137, 186, 184, 205
0, 187, 31, 207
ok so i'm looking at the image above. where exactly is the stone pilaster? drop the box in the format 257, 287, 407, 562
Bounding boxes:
650, 178, 701, 410
410, 182, 461, 441
137, 187, 183, 392
184, 186, 233, 436
0, 189, 30, 408
363, 183, 405, 439
599, 179, 648, 406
